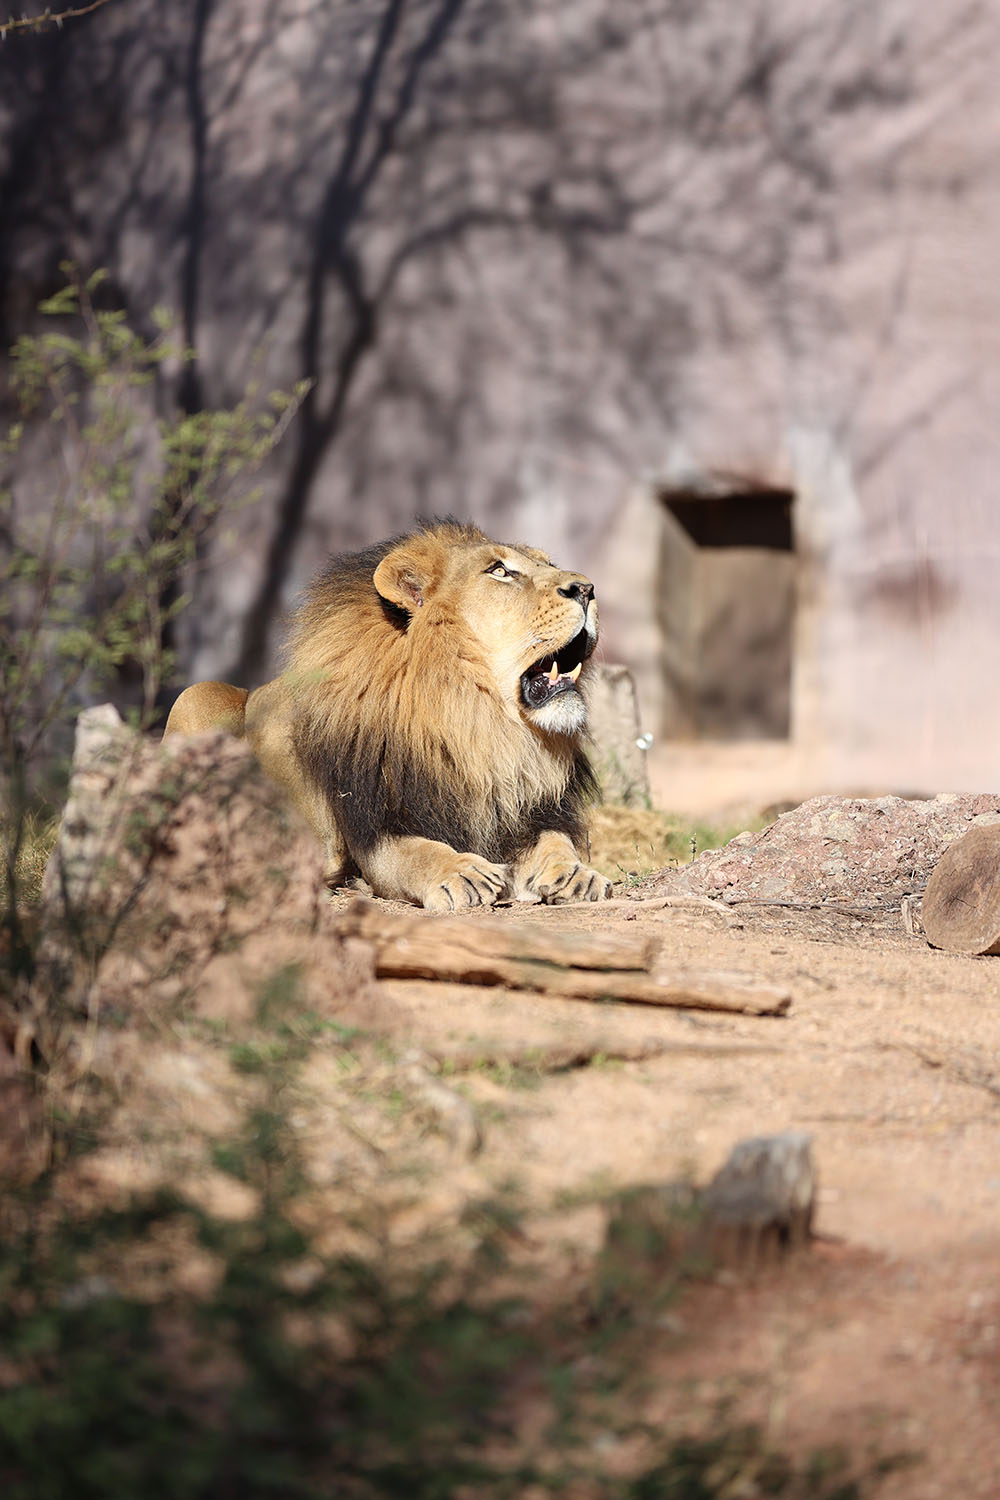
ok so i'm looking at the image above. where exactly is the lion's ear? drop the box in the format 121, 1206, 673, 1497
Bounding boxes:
373, 539, 440, 612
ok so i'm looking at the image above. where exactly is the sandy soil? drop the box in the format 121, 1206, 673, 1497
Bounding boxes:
328, 874, 1000, 1496
37, 720, 1000, 1493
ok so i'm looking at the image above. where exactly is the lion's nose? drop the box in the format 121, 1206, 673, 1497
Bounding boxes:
557, 578, 595, 605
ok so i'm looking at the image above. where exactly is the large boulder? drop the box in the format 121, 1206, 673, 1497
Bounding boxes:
650, 792, 1000, 911
34, 706, 368, 1031
20, 706, 381, 1197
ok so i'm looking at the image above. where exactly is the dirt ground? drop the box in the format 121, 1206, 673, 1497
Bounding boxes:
345, 890, 1000, 1498
31, 727, 1000, 1494
308, 744, 1000, 1497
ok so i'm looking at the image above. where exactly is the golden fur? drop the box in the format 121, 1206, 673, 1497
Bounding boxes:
164, 521, 611, 910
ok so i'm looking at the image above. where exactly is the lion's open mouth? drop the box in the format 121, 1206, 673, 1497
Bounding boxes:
520, 626, 592, 712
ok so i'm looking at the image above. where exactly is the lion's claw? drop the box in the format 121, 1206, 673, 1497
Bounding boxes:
531, 862, 612, 903
514, 841, 613, 905
556, 866, 613, 903
424, 853, 511, 911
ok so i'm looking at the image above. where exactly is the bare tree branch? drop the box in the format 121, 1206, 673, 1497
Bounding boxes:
0, 0, 116, 37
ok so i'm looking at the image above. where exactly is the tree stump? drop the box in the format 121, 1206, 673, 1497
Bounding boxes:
921, 824, 1000, 954
585, 662, 652, 807
701, 1130, 815, 1264
597, 1132, 816, 1301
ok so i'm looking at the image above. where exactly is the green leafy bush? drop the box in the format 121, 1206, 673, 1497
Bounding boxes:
0, 266, 305, 948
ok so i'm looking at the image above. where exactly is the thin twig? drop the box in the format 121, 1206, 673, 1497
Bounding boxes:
721, 897, 898, 917
526, 893, 735, 919
428, 1037, 783, 1075
0, 0, 115, 37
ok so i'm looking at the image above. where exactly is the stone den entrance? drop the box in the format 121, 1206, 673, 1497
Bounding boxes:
657, 483, 796, 741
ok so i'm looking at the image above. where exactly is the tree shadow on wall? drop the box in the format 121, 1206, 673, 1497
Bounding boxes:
0, 0, 984, 684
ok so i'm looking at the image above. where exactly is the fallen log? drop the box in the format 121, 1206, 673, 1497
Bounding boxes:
337, 899, 790, 1016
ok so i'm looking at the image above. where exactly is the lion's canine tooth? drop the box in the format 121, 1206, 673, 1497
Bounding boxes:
548, 660, 560, 683
569, 662, 582, 682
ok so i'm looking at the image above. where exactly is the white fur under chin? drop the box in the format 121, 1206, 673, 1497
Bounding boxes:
528, 692, 587, 734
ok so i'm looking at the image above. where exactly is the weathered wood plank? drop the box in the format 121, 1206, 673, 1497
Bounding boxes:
338, 899, 657, 971
337, 900, 791, 1016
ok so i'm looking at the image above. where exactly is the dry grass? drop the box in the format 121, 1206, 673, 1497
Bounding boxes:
4, 795, 755, 908
588, 803, 757, 885
6, 798, 753, 909
0, 810, 60, 907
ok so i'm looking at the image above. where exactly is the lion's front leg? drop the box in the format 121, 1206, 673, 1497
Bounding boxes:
512, 830, 612, 904
362, 835, 511, 911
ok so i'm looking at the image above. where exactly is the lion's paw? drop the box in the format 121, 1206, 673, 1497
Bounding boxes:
517, 851, 612, 904
422, 853, 511, 912
553, 864, 613, 903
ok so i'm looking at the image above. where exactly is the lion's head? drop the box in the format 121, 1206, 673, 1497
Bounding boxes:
289, 521, 600, 867
369, 522, 598, 735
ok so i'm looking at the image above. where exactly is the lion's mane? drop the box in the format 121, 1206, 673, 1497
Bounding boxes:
288, 522, 597, 866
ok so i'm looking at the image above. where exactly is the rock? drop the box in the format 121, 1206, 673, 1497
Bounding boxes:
33, 706, 368, 1036
702, 1131, 815, 1262
598, 1131, 815, 1297
586, 663, 652, 808
24, 708, 388, 1209
645, 792, 1000, 911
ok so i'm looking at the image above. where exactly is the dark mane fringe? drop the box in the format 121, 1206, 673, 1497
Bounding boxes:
297, 722, 595, 862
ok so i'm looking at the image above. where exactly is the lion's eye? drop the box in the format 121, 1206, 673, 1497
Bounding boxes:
486, 561, 517, 580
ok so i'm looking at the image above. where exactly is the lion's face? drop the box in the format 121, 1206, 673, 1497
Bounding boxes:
372, 529, 599, 735
451, 541, 598, 734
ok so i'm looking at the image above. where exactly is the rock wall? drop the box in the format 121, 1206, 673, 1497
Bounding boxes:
3, 2, 1000, 788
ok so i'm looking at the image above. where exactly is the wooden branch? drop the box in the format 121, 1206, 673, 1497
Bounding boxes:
1, 0, 115, 36
519, 893, 735, 920
425, 1037, 783, 1074
339, 898, 657, 971
337, 899, 790, 1017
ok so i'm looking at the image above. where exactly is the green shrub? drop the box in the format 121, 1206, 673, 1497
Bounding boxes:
0, 266, 305, 960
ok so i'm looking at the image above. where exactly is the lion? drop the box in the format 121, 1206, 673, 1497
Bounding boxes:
163, 520, 613, 910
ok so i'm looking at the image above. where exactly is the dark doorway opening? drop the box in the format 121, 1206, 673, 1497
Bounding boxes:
657, 481, 796, 741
